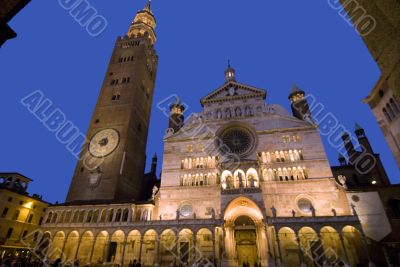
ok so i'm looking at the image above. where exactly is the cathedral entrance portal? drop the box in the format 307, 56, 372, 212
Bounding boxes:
223, 197, 269, 267
235, 216, 258, 266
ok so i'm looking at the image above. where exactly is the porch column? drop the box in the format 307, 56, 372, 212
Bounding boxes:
155, 236, 160, 266
274, 230, 282, 266
74, 235, 83, 260
296, 235, 305, 265
121, 235, 128, 266
193, 233, 198, 262
339, 233, 350, 265
89, 238, 96, 263
212, 230, 216, 265
138, 235, 144, 262
360, 232, 375, 266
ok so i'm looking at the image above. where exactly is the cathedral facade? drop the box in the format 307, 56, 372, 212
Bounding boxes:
37, 2, 380, 267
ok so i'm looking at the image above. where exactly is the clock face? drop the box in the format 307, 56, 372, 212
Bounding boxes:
89, 129, 120, 158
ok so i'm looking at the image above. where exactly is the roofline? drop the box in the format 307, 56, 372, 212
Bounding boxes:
0, 173, 33, 181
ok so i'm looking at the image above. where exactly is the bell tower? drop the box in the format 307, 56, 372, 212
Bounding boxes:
66, 1, 158, 203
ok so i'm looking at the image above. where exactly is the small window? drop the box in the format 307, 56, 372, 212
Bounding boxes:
6, 228, 13, 238
33, 232, 39, 241
38, 217, 43, 225
22, 230, 28, 238
13, 210, 20, 221
137, 123, 142, 132
7, 197, 12, 202
1, 208, 9, 218
127, 77, 130, 83
28, 214, 33, 223
112, 93, 120, 101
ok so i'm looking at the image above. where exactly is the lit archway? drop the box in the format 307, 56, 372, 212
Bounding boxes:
64, 231, 79, 262
196, 228, 213, 261
76, 231, 94, 264
320, 226, 344, 265
91, 231, 109, 264
110, 230, 125, 264
277, 227, 300, 266
246, 168, 259, 188
298, 227, 319, 266
342, 226, 367, 266
142, 229, 157, 266
223, 197, 267, 266
124, 230, 141, 265
160, 229, 177, 265
49, 231, 65, 261
178, 229, 194, 264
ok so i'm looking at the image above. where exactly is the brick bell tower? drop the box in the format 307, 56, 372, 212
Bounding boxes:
66, 1, 158, 203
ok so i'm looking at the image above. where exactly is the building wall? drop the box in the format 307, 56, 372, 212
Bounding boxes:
0, 189, 48, 255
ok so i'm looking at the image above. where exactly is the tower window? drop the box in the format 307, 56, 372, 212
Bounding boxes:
137, 123, 142, 132
28, 214, 33, 223
112, 93, 120, 101
13, 210, 20, 221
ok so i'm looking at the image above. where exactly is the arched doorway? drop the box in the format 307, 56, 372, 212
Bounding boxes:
223, 197, 268, 266
235, 216, 258, 266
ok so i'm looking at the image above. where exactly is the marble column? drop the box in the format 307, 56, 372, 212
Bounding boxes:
339, 233, 350, 265
121, 235, 128, 266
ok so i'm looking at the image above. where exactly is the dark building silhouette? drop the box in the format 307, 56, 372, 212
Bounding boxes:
0, 0, 31, 47
331, 124, 390, 188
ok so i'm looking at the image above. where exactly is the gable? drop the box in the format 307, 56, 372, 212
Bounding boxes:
201, 81, 267, 106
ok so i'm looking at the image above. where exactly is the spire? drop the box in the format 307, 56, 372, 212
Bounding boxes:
225, 60, 236, 83
127, 0, 157, 44
355, 123, 363, 131
144, 0, 152, 12
289, 84, 305, 99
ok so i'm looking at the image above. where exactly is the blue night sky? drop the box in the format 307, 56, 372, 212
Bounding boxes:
1, 0, 399, 203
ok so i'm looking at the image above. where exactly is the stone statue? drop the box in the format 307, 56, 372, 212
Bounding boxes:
238, 173, 244, 188
176, 209, 180, 220
271, 206, 277, 218
292, 209, 296, 217
331, 208, 337, 217
351, 203, 358, 216
193, 212, 197, 219
211, 208, 216, 219
310, 206, 316, 217
159, 214, 162, 221
151, 185, 158, 200
338, 175, 348, 189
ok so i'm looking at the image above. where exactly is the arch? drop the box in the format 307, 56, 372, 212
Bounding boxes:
46, 212, 53, 224
224, 196, 263, 222
298, 227, 320, 266
125, 230, 141, 265
64, 231, 79, 262
246, 168, 259, 188
76, 231, 94, 264
91, 231, 109, 264
278, 227, 300, 266
109, 230, 125, 264
178, 229, 194, 264
196, 228, 213, 261
160, 229, 177, 265
49, 231, 65, 261
342, 226, 367, 266
233, 169, 246, 189
221, 170, 233, 190
142, 229, 158, 266
320, 226, 344, 265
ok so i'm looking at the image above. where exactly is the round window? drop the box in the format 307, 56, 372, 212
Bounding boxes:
297, 198, 313, 213
179, 204, 193, 218
217, 126, 255, 157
